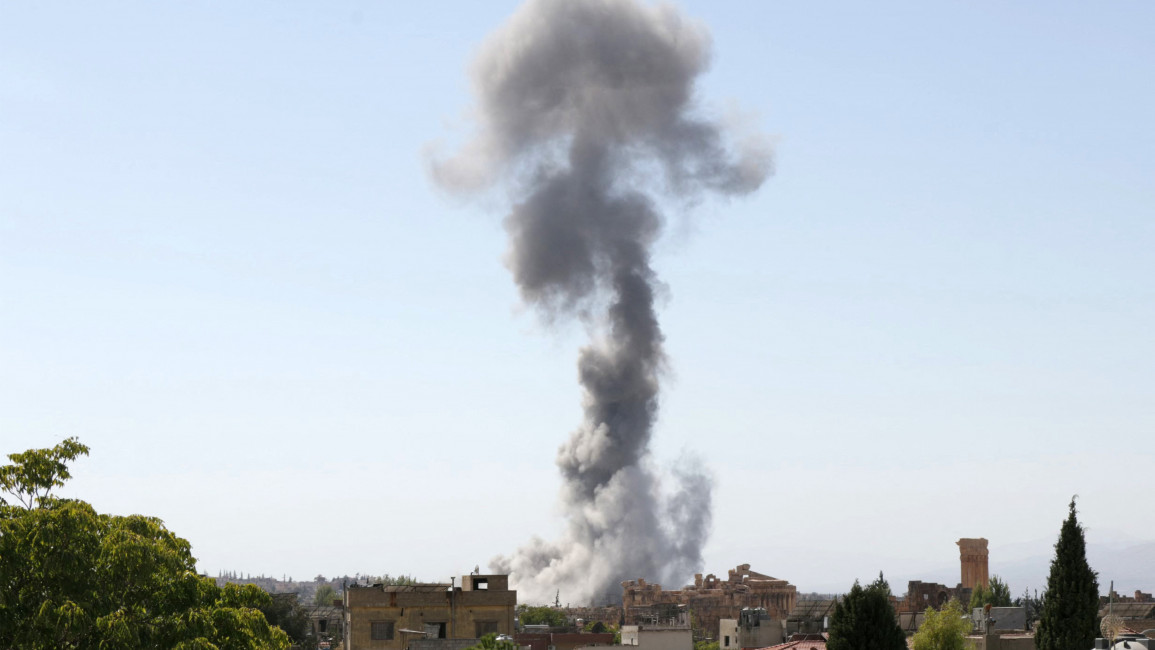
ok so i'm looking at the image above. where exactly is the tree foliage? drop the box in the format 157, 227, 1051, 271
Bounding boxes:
1013, 589, 1043, 628
912, 600, 972, 650
970, 575, 1012, 610
828, 573, 906, 650
466, 633, 520, 650
259, 593, 311, 645
369, 573, 419, 586
517, 604, 568, 627
584, 621, 621, 644
988, 576, 1012, 608
969, 584, 987, 612
1035, 498, 1099, 650
0, 436, 89, 509
315, 584, 338, 606
0, 438, 290, 649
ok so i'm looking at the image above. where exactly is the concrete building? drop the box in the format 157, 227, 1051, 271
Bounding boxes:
308, 604, 344, 641
620, 606, 691, 650
719, 618, 738, 650
620, 625, 692, 650
344, 574, 516, 650
515, 632, 615, 650
718, 608, 784, 650
784, 600, 836, 637
896, 611, 926, 634
972, 607, 1026, 633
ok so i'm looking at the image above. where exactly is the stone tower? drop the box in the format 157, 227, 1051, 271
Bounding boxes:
957, 538, 989, 590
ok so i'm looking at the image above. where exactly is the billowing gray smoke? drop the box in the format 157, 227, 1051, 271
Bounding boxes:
431, 0, 772, 604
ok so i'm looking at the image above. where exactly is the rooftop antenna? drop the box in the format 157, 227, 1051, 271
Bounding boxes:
1101, 580, 1123, 650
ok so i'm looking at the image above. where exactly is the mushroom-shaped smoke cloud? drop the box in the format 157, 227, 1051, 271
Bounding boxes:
431, 0, 773, 605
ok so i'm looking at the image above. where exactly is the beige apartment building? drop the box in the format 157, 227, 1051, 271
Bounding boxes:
344, 574, 516, 650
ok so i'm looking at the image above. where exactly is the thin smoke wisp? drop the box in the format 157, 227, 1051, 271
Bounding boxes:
431, 0, 772, 604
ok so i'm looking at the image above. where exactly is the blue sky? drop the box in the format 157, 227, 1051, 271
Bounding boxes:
2, 1, 1153, 596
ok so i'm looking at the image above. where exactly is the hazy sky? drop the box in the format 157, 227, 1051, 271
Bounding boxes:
3, 1, 1153, 598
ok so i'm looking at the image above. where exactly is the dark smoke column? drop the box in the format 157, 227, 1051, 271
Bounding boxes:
431, 0, 772, 604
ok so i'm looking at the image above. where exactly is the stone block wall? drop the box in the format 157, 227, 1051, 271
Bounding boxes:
621, 565, 797, 641
958, 538, 990, 591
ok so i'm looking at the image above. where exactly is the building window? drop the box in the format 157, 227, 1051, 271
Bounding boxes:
477, 621, 499, 637
425, 622, 447, 639
319, 620, 328, 633
372, 621, 395, 640
724, 636, 730, 647
475, 578, 489, 590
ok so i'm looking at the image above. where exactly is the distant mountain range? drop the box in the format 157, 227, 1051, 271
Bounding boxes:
995, 541, 1155, 596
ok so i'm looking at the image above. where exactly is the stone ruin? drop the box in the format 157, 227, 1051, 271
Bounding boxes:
958, 538, 989, 592
622, 564, 798, 638
896, 537, 989, 614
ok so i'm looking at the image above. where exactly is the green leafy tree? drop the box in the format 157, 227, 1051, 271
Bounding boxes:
1036, 498, 1099, 650
988, 576, 1012, 608
315, 584, 338, 606
911, 600, 972, 650
517, 604, 568, 627
695, 641, 720, 650
584, 621, 622, 644
828, 573, 906, 650
583, 621, 609, 633
970, 576, 1012, 610
969, 583, 987, 611
0, 438, 290, 649
0, 437, 89, 508
260, 593, 311, 645
1013, 589, 1043, 627
467, 633, 520, 650
369, 573, 418, 586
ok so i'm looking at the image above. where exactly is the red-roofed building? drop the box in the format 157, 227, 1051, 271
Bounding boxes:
754, 632, 827, 650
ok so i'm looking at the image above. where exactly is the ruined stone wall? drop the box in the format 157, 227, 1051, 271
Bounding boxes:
898, 581, 971, 613
1102, 589, 1155, 605
621, 565, 797, 641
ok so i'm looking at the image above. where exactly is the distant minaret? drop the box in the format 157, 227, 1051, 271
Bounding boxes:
958, 538, 990, 589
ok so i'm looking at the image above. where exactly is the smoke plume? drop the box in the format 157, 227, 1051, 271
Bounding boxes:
431, 0, 772, 604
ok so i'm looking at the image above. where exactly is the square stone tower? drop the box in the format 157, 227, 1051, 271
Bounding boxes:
957, 538, 989, 590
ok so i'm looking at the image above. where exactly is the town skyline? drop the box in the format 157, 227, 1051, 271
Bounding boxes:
200, 532, 1155, 604
3, 0, 1152, 607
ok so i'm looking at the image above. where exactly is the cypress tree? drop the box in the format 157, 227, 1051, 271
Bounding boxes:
828, 573, 906, 650
1036, 498, 1099, 650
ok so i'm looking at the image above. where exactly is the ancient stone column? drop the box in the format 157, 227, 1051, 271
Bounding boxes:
957, 538, 989, 590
